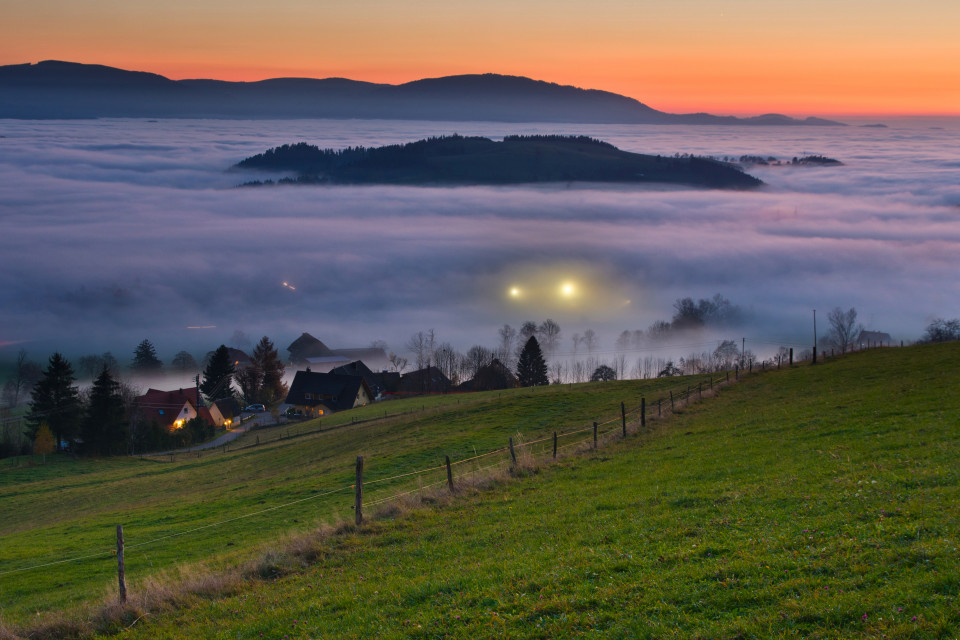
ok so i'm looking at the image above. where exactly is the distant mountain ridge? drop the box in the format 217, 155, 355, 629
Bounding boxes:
0, 60, 845, 126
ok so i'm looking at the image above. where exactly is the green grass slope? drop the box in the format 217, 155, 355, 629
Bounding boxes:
0, 377, 704, 626
92, 344, 959, 639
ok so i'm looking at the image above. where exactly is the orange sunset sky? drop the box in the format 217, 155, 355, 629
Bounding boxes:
3, 0, 958, 116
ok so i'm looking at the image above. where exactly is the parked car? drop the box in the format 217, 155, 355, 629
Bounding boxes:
243, 404, 266, 413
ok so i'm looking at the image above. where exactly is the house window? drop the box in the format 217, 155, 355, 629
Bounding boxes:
305, 393, 313, 400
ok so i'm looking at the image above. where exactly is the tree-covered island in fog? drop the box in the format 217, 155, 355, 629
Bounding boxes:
234, 135, 763, 189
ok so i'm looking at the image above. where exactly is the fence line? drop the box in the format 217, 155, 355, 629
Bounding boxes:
1, 369, 743, 602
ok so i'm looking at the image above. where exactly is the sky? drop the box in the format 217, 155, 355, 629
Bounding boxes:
2, 0, 959, 116
1, 117, 959, 373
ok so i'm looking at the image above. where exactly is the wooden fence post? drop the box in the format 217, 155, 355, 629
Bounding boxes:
735, 365, 739, 380
641, 397, 646, 428
445, 455, 454, 493
670, 391, 674, 411
593, 422, 598, 448
116, 524, 126, 603
658, 398, 661, 417
726, 370, 730, 382
509, 437, 517, 466
698, 382, 702, 400
354, 456, 364, 525
789, 348, 793, 365
621, 402, 626, 437
553, 431, 557, 459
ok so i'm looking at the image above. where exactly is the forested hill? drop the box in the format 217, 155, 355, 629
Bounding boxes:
234, 135, 764, 189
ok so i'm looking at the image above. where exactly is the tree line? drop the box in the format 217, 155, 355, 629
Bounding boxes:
2, 336, 287, 459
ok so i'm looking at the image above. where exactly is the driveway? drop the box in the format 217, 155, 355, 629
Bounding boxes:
150, 411, 285, 455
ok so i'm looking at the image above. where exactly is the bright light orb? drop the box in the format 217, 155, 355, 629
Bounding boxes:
560, 282, 576, 297
509, 287, 521, 298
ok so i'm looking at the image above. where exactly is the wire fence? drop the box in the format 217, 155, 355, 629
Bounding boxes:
5, 352, 863, 623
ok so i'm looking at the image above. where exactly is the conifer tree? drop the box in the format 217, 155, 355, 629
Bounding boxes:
131, 339, 163, 374
516, 336, 549, 387
252, 336, 286, 404
26, 353, 81, 450
81, 365, 128, 456
200, 345, 236, 401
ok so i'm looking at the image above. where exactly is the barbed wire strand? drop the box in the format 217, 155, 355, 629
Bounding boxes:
2, 376, 732, 579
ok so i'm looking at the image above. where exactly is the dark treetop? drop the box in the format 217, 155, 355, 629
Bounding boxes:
234, 135, 763, 189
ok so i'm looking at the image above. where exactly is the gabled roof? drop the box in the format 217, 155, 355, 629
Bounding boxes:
287, 332, 335, 360
397, 366, 452, 394
331, 347, 389, 370
330, 360, 387, 396
213, 397, 241, 418
460, 358, 517, 391
226, 348, 251, 366
136, 387, 198, 428
284, 371, 371, 412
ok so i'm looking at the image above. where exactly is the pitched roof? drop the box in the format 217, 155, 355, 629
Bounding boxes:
460, 358, 518, 391
330, 360, 388, 396
226, 348, 251, 366
287, 332, 335, 360
136, 387, 198, 428
284, 371, 371, 412
397, 366, 452, 394
331, 347, 389, 370
213, 397, 241, 418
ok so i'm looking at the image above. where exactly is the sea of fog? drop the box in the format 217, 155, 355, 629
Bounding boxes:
1, 116, 958, 372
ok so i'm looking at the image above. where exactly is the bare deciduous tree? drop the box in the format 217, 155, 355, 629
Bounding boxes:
433, 342, 461, 385
538, 319, 561, 354
5, 350, 42, 408
405, 329, 436, 370
497, 324, 517, 370
826, 307, 863, 354
464, 345, 493, 379
582, 329, 598, 353
387, 351, 408, 373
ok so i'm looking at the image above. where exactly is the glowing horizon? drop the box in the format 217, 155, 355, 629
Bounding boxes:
2, 0, 957, 118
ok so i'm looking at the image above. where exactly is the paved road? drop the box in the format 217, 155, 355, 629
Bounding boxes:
151, 412, 285, 455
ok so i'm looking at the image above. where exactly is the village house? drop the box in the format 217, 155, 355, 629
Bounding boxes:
135, 387, 202, 431
134, 387, 233, 431
286, 332, 389, 372
329, 360, 400, 398
396, 366, 453, 395
284, 371, 373, 417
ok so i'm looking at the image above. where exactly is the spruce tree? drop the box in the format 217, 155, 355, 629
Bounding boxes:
516, 336, 549, 387
26, 353, 81, 450
81, 365, 128, 456
201, 345, 236, 401
131, 339, 163, 374
252, 336, 286, 404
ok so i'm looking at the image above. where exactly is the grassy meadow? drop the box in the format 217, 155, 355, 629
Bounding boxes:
0, 375, 704, 628
3, 344, 959, 638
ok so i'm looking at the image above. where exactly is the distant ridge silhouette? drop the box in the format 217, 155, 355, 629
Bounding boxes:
0, 60, 845, 126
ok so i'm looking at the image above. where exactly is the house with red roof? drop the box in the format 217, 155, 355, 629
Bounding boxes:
135, 387, 207, 431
